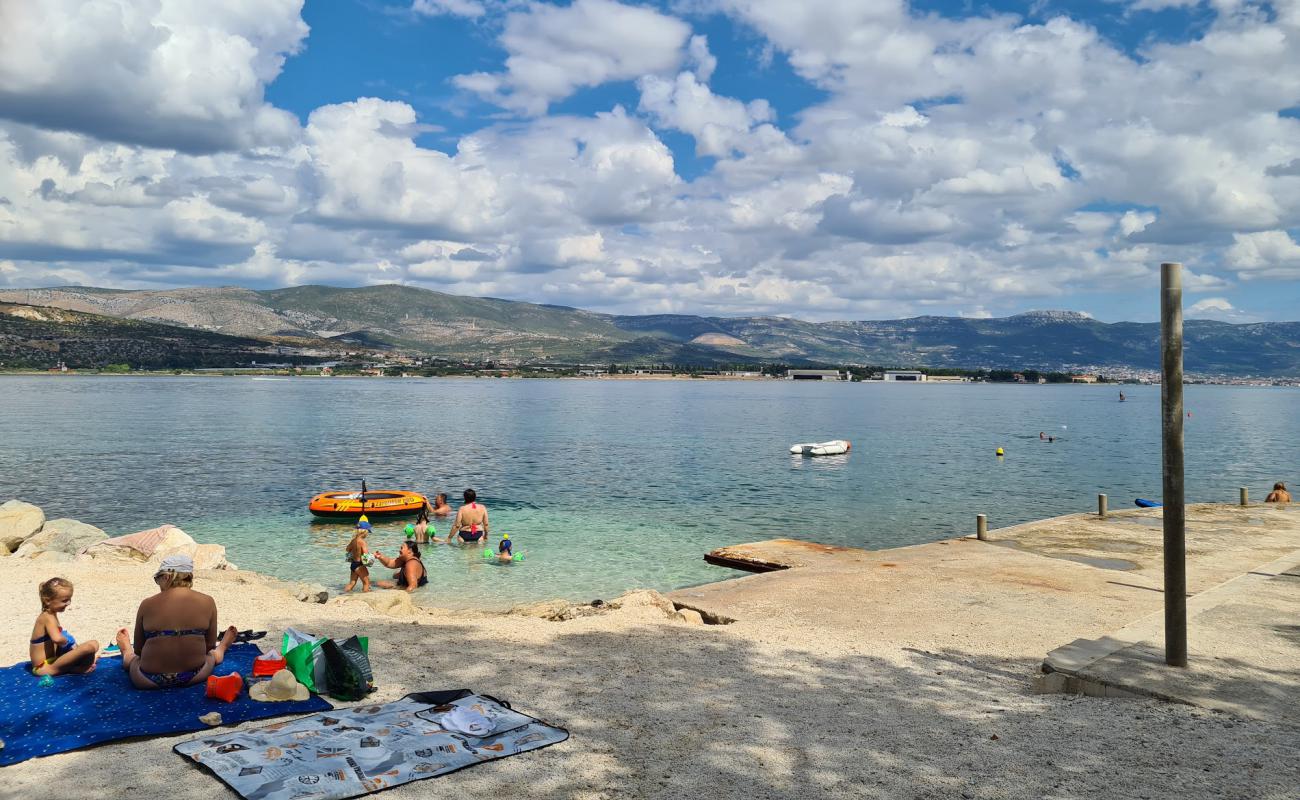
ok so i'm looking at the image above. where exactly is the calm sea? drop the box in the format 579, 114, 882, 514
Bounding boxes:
2, 376, 1296, 609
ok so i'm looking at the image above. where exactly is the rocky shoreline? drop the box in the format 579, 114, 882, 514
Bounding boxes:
0, 498, 700, 623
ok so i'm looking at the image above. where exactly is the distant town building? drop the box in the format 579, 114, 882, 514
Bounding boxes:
882, 370, 926, 382
787, 369, 848, 381
1071, 374, 1098, 383
925, 374, 969, 383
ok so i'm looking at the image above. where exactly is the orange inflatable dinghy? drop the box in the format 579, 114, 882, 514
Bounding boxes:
309, 490, 427, 519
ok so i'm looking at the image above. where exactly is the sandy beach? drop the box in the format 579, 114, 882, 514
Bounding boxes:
3, 520, 1298, 800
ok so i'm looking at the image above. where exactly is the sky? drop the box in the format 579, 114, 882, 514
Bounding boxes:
0, 1, 1298, 323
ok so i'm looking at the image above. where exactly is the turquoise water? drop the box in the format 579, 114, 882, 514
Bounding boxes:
2, 376, 1296, 609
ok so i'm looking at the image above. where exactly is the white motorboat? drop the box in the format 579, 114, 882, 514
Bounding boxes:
789, 439, 851, 456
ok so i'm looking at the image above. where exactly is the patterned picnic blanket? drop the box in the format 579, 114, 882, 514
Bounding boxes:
174, 690, 568, 799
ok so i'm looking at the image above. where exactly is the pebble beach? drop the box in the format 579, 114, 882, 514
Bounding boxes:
2, 501, 1298, 799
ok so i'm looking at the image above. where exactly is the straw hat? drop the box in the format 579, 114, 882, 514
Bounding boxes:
250, 669, 309, 702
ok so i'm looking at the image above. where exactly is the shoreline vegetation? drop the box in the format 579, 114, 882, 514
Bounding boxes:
3, 498, 1298, 797
3, 368, 1297, 386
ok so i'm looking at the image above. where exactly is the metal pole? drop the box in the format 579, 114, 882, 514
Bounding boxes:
1161, 262, 1187, 667
976, 514, 987, 541
1239, 487, 1248, 506
1098, 494, 1108, 518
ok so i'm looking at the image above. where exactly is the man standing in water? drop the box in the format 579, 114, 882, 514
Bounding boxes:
450, 488, 490, 545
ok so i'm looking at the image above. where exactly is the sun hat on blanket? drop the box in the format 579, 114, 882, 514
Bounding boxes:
250, 669, 309, 702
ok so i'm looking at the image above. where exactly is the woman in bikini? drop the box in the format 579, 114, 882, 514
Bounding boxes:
373, 541, 428, 593
114, 554, 237, 690
449, 488, 489, 546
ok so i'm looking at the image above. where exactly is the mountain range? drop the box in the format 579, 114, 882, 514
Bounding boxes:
1, 284, 1297, 376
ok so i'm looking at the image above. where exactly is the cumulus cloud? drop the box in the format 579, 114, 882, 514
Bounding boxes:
453, 0, 692, 115
637, 72, 774, 158
1224, 230, 1300, 279
0, 0, 307, 153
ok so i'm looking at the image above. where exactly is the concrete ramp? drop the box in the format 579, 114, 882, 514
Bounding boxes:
1042, 550, 1300, 723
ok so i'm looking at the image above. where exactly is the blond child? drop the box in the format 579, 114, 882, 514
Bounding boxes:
29, 577, 100, 676
344, 525, 372, 593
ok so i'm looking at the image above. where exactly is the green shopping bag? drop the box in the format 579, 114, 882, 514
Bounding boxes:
282, 628, 369, 694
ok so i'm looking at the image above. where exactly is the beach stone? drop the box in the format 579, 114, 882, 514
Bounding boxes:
29, 550, 75, 563
0, 500, 45, 553
609, 589, 676, 616
510, 599, 578, 621
330, 590, 417, 618
673, 608, 705, 625
146, 527, 198, 561
143, 531, 232, 571
294, 583, 330, 603
14, 518, 106, 558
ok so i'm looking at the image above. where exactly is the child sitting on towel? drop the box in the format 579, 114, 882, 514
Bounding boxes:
29, 577, 100, 676
344, 524, 372, 593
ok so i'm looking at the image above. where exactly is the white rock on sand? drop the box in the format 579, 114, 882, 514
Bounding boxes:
0, 499, 44, 552
13, 518, 106, 558
78, 524, 233, 571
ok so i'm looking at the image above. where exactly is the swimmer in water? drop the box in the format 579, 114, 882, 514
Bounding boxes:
430, 493, 453, 517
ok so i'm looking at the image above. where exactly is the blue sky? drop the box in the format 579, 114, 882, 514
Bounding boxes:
0, 0, 1298, 323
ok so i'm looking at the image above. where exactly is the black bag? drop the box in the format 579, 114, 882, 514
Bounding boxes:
321, 635, 375, 701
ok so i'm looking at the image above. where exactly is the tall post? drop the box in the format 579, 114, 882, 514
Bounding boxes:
1161, 263, 1187, 667
1239, 487, 1248, 506
1098, 494, 1108, 518
976, 514, 988, 541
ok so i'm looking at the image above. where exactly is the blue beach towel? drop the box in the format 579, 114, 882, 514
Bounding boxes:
0, 643, 332, 766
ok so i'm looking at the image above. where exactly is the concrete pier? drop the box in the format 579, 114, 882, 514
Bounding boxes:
672, 503, 1300, 723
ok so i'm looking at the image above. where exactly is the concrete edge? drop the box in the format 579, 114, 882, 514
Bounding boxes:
1039, 547, 1300, 700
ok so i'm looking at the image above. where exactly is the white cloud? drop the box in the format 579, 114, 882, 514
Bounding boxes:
637, 72, 774, 158
3, 1, 1300, 322
411, 0, 487, 18
1188, 297, 1234, 314
453, 0, 692, 115
0, 0, 307, 152
1224, 230, 1300, 279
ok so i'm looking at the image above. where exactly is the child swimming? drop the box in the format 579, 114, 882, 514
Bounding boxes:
29, 577, 100, 676
498, 533, 513, 562
344, 525, 372, 593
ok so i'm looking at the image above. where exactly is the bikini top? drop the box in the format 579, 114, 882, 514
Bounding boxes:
143, 627, 207, 641
30, 627, 64, 645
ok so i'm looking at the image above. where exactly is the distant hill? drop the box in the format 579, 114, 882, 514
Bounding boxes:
1, 285, 1297, 376
0, 302, 334, 370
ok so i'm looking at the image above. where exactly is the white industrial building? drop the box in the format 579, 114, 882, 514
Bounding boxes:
882, 370, 926, 381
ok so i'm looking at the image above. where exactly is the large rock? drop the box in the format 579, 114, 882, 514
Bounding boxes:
139, 528, 233, 571
608, 589, 676, 616
673, 608, 704, 625
0, 500, 45, 553
14, 518, 106, 558
150, 526, 198, 559
29, 550, 74, 563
